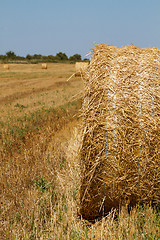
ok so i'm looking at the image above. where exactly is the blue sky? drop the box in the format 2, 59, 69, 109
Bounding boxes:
0, 0, 160, 59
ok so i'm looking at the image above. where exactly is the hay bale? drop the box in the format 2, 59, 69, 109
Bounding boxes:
75, 62, 89, 76
80, 44, 160, 220
4, 64, 9, 70
42, 63, 47, 69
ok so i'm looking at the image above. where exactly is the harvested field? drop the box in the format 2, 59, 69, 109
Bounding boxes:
0, 63, 83, 123
0, 61, 159, 239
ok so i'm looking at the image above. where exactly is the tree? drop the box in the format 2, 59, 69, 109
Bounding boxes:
6, 51, 16, 59
69, 54, 81, 62
33, 54, 42, 59
0, 55, 6, 60
47, 55, 56, 61
56, 52, 68, 61
26, 54, 32, 60
83, 58, 90, 62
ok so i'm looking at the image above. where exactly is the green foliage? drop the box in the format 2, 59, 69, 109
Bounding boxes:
33, 176, 54, 193
56, 52, 68, 61
33, 54, 42, 59
6, 51, 16, 59
0, 54, 6, 61
0, 50, 85, 63
26, 54, 32, 60
69, 54, 81, 62
47, 55, 56, 62
83, 58, 90, 62
14, 103, 28, 109
71, 228, 81, 240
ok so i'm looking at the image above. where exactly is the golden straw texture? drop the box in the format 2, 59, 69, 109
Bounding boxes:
42, 63, 47, 69
3, 64, 9, 70
80, 44, 160, 220
75, 62, 89, 76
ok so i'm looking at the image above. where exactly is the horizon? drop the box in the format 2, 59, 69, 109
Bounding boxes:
1, 50, 87, 59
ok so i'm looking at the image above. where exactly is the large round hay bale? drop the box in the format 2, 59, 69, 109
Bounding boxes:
42, 63, 47, 69
80, 44, 160, 220
4, 64, 9, 70
75, 62, 89, 76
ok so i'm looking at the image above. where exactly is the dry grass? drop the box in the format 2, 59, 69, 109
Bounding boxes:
0, 62, 159, 239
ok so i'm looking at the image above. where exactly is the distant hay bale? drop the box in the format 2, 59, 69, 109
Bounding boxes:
42, 63, 47, 69
75, 62, 89, 76
80, 44, 160, 220
4, 64, 9, 70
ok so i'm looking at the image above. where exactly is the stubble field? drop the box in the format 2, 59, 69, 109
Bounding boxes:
0, 63, 159, 239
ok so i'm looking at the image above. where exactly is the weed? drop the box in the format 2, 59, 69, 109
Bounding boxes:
71, 228, 81, 240
73, 188, 78, 200
0, 121, 6, 127
15, 212, 21, 223
60, 156, 66, 169
10, 125, 27, 140
33, 176, 54, 193
14, 103, 28, 109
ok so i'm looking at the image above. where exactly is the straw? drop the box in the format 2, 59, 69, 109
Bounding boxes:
79, 44, 160, 220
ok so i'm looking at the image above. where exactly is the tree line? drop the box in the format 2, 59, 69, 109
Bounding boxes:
0, 51, 89, 63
